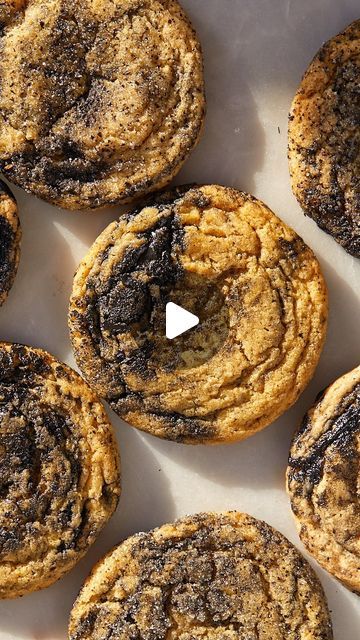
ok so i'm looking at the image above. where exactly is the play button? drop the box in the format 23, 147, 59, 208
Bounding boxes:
166, 302, 199, 340
118, 271, 230, 372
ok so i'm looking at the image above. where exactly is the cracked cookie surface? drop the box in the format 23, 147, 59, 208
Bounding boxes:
288, 19, 360, 257
69, 184, 328, 444
68, 511, 333, 640
0, 0, 205, 210
0, 342, 120, 599
0, 180, 20, 306
287, 365, 360, 594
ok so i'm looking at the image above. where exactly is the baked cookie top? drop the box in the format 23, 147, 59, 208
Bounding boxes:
0, 342, 120, 599
68, 511, 333, 640
0, 180, 21, 306
69, 184, 328, 444
287, 365, 360, 594
288, 19, 360, 257
0, 0, 205, 210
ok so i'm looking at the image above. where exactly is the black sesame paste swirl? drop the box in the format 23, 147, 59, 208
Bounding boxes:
0, 179, 20, 306
0, 214, 16, 301
94, 213, 184, 343
81, 193, 214, 442
84, 200, 185, 374
84, 185, 197, 363
288, 383, 360, 486
0, 343, 120, 599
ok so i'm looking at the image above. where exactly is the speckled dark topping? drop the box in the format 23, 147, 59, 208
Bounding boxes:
69, 184, 328, 444
69, 512, 333, 640
287, 366, 360, 593
0, 179, 20, 305
288, 19, 360, 257
0, 0, 205, 210
84, 192, 185, 359
0, 342, 120, 599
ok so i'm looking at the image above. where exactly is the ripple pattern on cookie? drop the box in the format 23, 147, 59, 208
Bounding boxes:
0, 0, 205, 210
0, 343, 120, 598
69, 184, 328, 444
288, 19, 360, 257
68, 512, 333, 640
0, 180, 20, 306
287, 365, 360, 593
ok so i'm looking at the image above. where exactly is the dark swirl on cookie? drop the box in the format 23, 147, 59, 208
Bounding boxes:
288, 19, 360, 257
0, 180, 20, 306
69, 512, 333, 640
69, 184, 327, 444
287, 365, 360, 593
0, 0, 205, 210
0, 343, 120, 599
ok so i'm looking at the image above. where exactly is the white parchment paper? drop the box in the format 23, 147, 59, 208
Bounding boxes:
0, 1, 359, 637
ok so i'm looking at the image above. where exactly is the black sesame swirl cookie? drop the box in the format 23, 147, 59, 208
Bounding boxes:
288, 19, 360, 257
0, 342, 120, 599
0, 0, 205, 210
0, 180, 20, 306
69, 184, 328, 444
287, 365, 360, 594
69, 511, 333, 640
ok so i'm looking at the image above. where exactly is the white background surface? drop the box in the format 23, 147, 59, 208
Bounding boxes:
0, 0, 359, 637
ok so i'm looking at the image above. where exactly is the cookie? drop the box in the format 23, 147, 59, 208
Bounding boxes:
0, 0, 205, 210
68, 511, 333, 640
69, 184, 328, 444
0, 342, 120, 599
288, 19, 360, 257
0, 180, 20, 306
287, 365, 360, 594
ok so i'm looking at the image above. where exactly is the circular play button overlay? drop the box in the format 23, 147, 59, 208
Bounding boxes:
69, 185, 327, 444
166, 302, 199, 340
136, 270, 230, 372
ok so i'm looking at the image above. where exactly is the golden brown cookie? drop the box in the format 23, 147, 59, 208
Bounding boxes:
0, 0, 205, 210
288, 19, 360, 257
0, 342, 120, 599
0, 180, 20, 306
68, 511, 333, 640
287, 365, 360, 594
69, 184, 328, 444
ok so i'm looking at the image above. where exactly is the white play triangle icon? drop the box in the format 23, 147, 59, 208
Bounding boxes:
166, 302, 199, 340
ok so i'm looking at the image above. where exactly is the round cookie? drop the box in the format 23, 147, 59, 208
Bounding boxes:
0, 180, 20, 306
68, 511, 333, 640
288, 19, 360, 258
0, 0, 205, 210
69, 184, 328, 444
0, 342, 121, 599
287, 365, 360, 594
